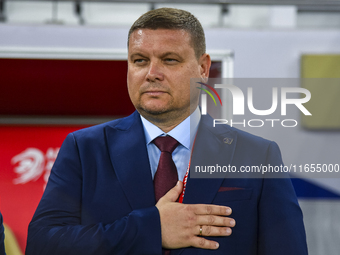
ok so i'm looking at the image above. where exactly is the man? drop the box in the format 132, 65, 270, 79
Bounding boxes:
26, 8, 307, 255
0, 212, 5, 255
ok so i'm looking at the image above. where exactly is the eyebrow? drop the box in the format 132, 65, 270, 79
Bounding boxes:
129, 52, 184, 61
161, 52, 183, 61
129, 53, 147, 60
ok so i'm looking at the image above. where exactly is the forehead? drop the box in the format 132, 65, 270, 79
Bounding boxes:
128, 28, 194, 53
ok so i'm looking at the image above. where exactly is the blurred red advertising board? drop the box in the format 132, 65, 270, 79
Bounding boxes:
0, 58, 135, 117
0, 125, 87, 252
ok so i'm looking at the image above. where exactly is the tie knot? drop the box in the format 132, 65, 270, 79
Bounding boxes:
153, 136, 179, 154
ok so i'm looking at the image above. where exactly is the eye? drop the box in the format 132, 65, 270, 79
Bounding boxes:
164, 58, 178, 63
134, 59, 146, 64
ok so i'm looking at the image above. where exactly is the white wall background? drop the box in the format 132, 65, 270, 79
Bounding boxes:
2, 1, 340, 29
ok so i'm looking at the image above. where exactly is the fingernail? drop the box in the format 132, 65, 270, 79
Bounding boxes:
226, 228, 231, 234
230, 220, 235, 226
215, 243, 219, 249
176, 181, 180, 186
226, 208, 231, 214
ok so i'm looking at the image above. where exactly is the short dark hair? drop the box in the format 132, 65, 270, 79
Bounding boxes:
128, 7, 206, 59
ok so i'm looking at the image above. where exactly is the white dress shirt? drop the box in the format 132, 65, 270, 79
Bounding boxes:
140, 107, 201, 181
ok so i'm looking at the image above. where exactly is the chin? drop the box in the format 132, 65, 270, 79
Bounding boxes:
142, 108, 169, 116
138, 102, 171, 115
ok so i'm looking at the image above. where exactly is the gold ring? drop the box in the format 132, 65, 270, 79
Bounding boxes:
199, 226, 203, 236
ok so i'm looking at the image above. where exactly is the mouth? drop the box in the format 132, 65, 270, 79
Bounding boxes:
142, 90, 167, 97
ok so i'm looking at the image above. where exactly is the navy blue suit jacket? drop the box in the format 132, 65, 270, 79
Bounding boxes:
0, 213, 5, 255
26, 111, 307, 255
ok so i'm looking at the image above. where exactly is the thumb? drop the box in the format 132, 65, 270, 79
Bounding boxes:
162, 181, 183, 203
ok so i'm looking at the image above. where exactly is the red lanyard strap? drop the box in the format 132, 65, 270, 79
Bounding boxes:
178, 134, 197, 203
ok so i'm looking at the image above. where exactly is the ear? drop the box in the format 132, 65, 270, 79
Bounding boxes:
199, 53, 211, 81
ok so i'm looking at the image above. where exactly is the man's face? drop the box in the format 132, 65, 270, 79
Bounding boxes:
127, 28, 210, 125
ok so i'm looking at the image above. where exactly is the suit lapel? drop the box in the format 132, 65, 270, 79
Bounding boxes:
183, 115, 238, 205
172, 116, 238, 255
105, 111, 156, 210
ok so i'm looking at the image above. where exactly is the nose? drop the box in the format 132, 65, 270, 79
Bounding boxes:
146, 60, 164, 82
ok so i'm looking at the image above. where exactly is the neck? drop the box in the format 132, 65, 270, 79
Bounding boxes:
139, 108, 195, 133
149, 117, 187, 133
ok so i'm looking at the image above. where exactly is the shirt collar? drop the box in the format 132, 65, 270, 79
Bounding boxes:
141, 107, 201, 150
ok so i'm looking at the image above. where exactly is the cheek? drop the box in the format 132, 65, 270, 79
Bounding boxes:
127, 71, 140, 93
173, 85, 191, 104
127, 67, 146, 86
127, 77, 138, 104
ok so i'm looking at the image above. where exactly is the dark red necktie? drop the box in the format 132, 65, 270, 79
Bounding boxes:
153, 136, 179, 255
153, 136, 179, 203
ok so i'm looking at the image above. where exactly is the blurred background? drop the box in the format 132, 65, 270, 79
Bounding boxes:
0, 0, 340, 254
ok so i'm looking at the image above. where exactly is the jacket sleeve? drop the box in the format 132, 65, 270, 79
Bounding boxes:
0, 213, 5, 255
26, 133, 162, 255
258, 142, 308, 255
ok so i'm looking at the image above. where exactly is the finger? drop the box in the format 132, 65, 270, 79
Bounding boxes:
196, 215, 235, 227
196, 225, 232, 237
190, 236, 220, 250
160, 181, 183, 203
193, 204, 232, 216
